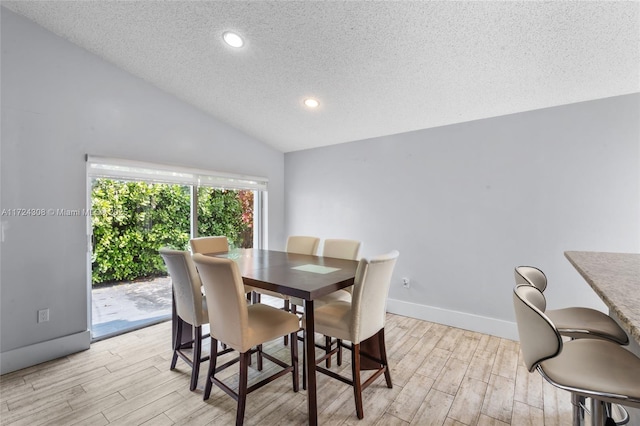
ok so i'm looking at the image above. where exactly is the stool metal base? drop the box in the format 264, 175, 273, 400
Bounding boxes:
608, 403, 630, 426
573, 395, 630, 426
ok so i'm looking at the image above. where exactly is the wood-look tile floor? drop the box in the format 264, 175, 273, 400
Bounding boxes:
0, 307, 573, 425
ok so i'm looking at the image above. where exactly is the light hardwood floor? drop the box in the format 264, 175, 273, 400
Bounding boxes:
0, 308, 573, 425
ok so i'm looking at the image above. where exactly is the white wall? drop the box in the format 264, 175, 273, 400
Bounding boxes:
0, 8, 285, 374
285, 93, 640, 339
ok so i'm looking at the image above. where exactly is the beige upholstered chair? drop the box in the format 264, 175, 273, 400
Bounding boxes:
190, 236, 256, 299
514, 266, 629, 345
290, 238, 360, 311
238, 236, 320, 345
192, 253, 300, 426
159, 248, 212, 391
293, 238, 364, 377
288, 237, 357, 364
286, 235, 323, 308
310, 250, 399, 419
316, 239, 361, 367
513, 284, 640, 426
286, 235, 320, 255
257, 235, 320, 345
189, 235, 229, 254
321, 239, 361, 295
323, 238, 361, 259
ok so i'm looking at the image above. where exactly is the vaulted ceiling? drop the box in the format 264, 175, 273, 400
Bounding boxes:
2, 1, 639, 152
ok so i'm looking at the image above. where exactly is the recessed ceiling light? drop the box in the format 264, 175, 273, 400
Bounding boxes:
223, 31, 244, 48
304, 98, 320, 108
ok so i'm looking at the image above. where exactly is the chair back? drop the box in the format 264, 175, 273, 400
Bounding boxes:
190, 236, 229, 254
512, 284, 561, 372
514, 266, 547, 292
350, 250, 399, 343
286, 236, 320, 255
323, 239, 361, 295
322, 239, 361, 260
159, 248, 207, 327
192, 253, 248, 352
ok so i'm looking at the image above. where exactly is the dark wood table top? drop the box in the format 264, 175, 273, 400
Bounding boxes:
209, 248, 359, 300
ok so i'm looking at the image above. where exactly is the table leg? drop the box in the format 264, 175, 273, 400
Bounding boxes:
304, 299, 318, 426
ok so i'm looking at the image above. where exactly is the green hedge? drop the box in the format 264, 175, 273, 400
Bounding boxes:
91, 179, 253, 284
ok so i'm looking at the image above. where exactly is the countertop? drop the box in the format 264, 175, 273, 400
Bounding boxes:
564, 251, 640, 346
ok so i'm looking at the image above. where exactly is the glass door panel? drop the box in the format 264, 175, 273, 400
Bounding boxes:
90, 178, 190, 340
197, 188, 254, 248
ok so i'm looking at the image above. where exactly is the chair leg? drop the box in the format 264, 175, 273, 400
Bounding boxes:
351, 343, 364, 419
204, 337, 218, 400
325, 336, 332, 367
378, 329, 392, 388
257, 344, 263, 371
290, 332, 299, 392
190, 325, 202, 391
337, 339, 343, 366
283, 300, 290, 346
236, 352, 250, 426
171, 317, 182, 370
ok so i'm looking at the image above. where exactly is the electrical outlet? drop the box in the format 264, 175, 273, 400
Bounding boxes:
37, 309, 49, 323
402, 278, 410, 289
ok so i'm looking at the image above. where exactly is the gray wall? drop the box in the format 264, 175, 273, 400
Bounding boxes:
285, 93, 640, 339
0, 8, 285, 373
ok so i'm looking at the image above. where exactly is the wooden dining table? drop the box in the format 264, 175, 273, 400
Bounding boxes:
210, 248, 359, 426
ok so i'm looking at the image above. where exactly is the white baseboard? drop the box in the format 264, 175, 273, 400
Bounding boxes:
1, 330, 91, 375
386, 298, 519, 341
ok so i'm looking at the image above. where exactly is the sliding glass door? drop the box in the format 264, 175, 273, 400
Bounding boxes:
87, 157, 266, 340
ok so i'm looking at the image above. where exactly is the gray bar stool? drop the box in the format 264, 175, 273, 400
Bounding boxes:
513, 284, 640, 426
515, 266, 629, 345
515, 266, 631, 424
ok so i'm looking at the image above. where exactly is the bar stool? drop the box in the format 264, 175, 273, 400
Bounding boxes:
192, 253, 300, 426
159, 248, 213, 391
514, 266, 629, 345
189, 236, 257, 301
513, 284, 640, 426
292, 238, 362, 371
515, 266, 631, 424
309, 250, 399, 419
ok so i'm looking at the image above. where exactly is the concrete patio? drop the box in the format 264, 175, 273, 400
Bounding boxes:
91, 276, 172, 340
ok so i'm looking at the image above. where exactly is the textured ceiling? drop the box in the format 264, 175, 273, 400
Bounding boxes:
2, 1, 639, 152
